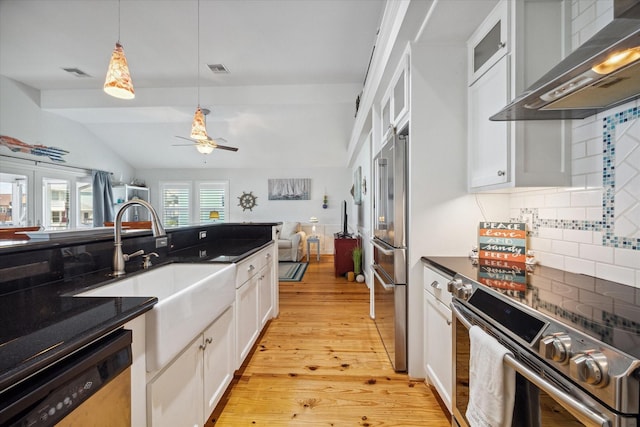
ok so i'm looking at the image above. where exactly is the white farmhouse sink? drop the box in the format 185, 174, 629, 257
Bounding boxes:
77, 262, 236, 372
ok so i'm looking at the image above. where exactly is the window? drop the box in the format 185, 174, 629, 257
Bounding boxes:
197, 181, 229, 222
161, 182, 191, 227
0, 160, 94, 229
160, 181, 229, 227
42, 177, 70, 230
0, 172, 28, 227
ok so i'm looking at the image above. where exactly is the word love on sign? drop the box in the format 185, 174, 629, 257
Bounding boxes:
478, 222, 527, 263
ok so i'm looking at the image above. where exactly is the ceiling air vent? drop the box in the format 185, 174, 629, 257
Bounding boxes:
207, 63, 230, 74
62, 67, 92, 78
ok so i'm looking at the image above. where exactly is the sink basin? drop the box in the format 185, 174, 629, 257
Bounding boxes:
77, 262, 236, 372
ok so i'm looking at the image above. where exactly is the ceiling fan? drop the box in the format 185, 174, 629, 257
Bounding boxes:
173, 108, 239, 154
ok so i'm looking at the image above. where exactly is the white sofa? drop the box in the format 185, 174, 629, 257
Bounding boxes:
276, 222, 306, 262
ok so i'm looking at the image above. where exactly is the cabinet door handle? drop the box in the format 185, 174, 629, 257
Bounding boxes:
430, 280, 441, 289
248, 264, 255, 272
446, 319, 452, 326
205, 337, 213, 344
498, 41, 506, 49
497, 170, 506, 176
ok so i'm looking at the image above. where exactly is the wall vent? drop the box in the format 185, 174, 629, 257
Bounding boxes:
207, 63, 230, 74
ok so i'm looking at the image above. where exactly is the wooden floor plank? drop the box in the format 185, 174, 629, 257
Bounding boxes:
208, 255, 450, 426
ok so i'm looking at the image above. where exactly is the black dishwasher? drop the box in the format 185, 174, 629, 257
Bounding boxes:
0, 328, 132, 426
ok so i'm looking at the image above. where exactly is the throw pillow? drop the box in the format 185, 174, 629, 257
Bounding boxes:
280, 222, 299, 240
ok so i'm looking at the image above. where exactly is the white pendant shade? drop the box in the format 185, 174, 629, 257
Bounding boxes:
196, 142, 214, 154
104, 42, 135, 100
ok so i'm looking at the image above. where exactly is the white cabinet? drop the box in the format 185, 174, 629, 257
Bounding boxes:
423, 265, 453, 412
148, 306, 234, 427
112, 184, 150, 221
381, 52, 409, 140
467, 0, 570, 191
236, 272, 260, 365
235, 244, 276, 367
259, 252, 274, 327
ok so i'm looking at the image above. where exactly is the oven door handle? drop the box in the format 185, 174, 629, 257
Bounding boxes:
371, 264, 394, 290
451, 303, 611, 427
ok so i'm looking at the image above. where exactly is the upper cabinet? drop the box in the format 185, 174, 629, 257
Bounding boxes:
467, 0, 571, 191
381, 53, 410, 141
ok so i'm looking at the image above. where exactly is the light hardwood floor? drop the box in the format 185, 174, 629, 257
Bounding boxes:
207, 255, 450, 426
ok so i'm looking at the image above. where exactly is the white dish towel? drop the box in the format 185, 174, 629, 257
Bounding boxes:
466, 325, 516, 427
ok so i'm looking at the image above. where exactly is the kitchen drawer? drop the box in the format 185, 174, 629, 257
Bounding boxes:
423, 265, 452, 307
235, 249, 268, 288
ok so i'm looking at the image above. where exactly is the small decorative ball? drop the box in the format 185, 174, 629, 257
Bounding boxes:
356, 274, 365, 283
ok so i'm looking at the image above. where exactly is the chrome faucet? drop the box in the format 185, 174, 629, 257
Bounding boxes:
112, 199, 166, 277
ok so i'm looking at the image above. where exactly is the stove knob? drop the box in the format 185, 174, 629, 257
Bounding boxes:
570, 351, 609, 387
447, 279, 462, 293
539, 333, 572, 364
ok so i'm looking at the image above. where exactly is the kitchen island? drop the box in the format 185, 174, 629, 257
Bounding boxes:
0, 222, 277, 426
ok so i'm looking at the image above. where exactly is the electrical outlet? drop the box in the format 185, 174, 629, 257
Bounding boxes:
199, 230, 207, 240
522, 213, 533, 232
156, 236, 168, 248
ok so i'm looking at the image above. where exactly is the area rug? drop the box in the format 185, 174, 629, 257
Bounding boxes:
278, 262, 308, 282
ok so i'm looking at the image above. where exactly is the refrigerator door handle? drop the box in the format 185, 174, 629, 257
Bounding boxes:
372, 264, 394, 290
371, 238, 394, 255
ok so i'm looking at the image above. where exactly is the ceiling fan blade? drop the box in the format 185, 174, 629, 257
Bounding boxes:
216, 144, 239, 152
171, 144, 196, 147
174, 135, 197, 143
210, 137, 228, 144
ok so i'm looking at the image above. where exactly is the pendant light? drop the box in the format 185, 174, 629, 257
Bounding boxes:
104, 0, 135, 100
190, 0, 208, 140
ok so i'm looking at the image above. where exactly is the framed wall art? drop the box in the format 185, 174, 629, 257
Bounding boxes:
268, 178, 311, 200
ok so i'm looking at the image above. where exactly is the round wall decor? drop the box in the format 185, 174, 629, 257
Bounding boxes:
238, 191, 258, 211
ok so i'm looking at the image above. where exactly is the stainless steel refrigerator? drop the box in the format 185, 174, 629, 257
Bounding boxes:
371, 128, 407, 372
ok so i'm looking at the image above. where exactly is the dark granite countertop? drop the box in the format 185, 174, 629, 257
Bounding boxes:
0, 235, 274, 394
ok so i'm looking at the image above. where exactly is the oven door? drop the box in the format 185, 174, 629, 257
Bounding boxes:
451, 301, 625, 427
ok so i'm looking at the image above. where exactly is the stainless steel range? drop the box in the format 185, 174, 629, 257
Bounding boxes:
426, 257, 640, 427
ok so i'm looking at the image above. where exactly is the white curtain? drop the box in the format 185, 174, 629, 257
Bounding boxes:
92, 170, 114, 227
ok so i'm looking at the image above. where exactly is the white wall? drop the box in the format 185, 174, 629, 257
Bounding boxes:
0, 76, 135, 181
137, 166, 352, 253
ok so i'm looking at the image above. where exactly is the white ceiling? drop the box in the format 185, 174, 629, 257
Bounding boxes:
0, 0, 497, 170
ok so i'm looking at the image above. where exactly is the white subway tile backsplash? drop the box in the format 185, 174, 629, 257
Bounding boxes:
538, 208, 557, 219
538, 227, 564, 240
538, 251, 565, 269
571, 190, 602, 207
572, 155, 603, 175
563, 229, 593, 243
585, 173, 602, 188
557, 207, 586, 220
552, 240, 580, 257
586, 138, 603, 157
565, 256, 595, 276
572, 141, 586, 159
580, 244, 614, 263
585, 207, 603, 221
545, 192, 571, 207
592, 231, 603, 244
572, 175, 587, 188
530, 236, 552, 252
595, 263, 636, 287
614, 248, 640, 269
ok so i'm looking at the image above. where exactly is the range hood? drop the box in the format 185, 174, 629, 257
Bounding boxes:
491, 0, 640, 121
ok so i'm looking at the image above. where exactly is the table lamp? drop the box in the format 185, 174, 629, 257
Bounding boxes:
209, 211, 220, 222
309, 216, 318, 237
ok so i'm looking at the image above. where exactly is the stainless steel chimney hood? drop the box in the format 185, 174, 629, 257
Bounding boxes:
491, 0, 640, 121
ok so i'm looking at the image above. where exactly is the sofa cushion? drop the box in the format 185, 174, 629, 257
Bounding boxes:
280, 222, 299, 240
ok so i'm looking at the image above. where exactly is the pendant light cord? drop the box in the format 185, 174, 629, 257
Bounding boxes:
117, 0, 121, 43
197, 0, 200, 106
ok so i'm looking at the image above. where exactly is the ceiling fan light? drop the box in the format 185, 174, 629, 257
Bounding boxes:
191, 106, 208, 140
104, 42, 135, 100
196, 142, 214, 154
